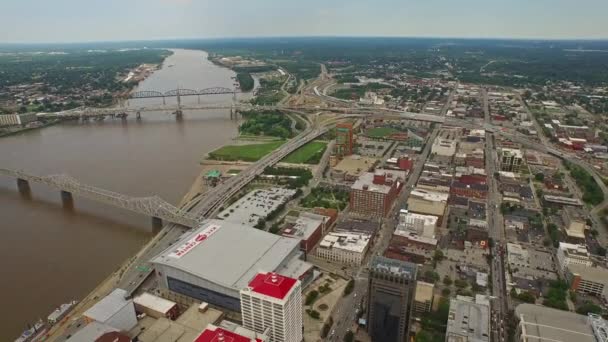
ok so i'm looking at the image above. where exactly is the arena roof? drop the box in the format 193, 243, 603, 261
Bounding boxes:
152, 220, 300, 292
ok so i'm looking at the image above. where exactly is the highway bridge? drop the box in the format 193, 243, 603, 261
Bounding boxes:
130, 87, 238, 99
0, 168, 199, 228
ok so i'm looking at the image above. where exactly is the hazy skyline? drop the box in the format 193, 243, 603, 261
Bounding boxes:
2, 0, 608, 43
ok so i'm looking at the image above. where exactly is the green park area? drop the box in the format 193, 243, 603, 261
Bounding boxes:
208, 141, 285, 162
300, 187, 349, 210
283, 141, 327, 164
366, 126, 399, 138
208, 140, 327, 164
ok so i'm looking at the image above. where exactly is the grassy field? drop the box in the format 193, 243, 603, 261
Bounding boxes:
366, 127, 399, 138
208, 141, 285, 162
283, 141, 327, 164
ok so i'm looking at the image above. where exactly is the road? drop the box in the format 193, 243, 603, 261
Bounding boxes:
326, 87, 453, 342
483, 87, 508, 342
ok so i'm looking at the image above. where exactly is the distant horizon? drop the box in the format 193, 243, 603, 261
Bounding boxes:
3, 0, 608, 44
2, 35, 608, 46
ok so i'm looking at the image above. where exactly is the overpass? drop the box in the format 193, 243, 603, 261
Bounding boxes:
0, 168, 199, 228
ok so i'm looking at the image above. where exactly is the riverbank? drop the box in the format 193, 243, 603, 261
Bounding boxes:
0, 119, 63, 138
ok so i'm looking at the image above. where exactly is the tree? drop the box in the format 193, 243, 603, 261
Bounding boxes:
441, 288, 451, 296
433, 250, 445, 263
307, 309, 320, 319
343, 279, 355, 296
305, 290, 319, 305
343, 331, 354, 342
454, 279, 468, 288
424, 270, 440, 283
576, 302, 602, 315
535, 173, 545, 181
443, 275, 453, 286
321, 323, 331, 338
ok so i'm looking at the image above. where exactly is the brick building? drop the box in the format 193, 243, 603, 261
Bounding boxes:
350, 169, 406, 217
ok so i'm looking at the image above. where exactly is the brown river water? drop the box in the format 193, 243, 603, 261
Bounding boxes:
0, 49, 246, 339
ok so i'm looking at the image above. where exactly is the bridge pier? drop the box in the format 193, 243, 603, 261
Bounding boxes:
60, 190, 73, 208
152, 217, 163, 230
17, 178, 31, 195
136, 111, 141, 120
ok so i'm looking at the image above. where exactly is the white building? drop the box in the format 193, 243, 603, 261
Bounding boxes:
240, 272, 303, 342
315, 232, 371, 265
556, 242, 592, 272
396, 210, 438, 239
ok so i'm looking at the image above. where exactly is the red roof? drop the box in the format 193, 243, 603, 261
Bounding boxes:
248, 272, 297, 300
195, 327, 262, 342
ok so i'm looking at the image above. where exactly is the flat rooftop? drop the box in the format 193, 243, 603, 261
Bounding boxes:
218, 187, 296, 226
446, 296, 490, 342
370, 255, 417, 279
319, 232, 370, 253
515, 304, 600, 342
152, 220, 301, 292
282, 213, 325, 240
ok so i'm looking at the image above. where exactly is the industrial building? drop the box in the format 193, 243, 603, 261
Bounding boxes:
240, 272, 303, 342
514, 304, 608, 342
151, 220, 311, 312
350, 169, 406, 217
367, 256, 417, 342
446, 295, 490, 342
83, 288, 137, 332
134, 292, 179, 320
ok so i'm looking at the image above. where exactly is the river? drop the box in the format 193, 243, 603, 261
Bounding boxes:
0, 49, 244, 339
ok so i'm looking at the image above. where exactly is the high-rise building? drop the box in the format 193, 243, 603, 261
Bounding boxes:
240, 272, 302, 342
499, 148, 523, 172
336, 123, 354, 157
367, 256, 417, 342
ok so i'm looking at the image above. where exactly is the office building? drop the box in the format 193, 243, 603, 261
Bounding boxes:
350, 169, 406, 217
413, 281, 434, 314
367, 256, 417, 342
556, 242, 592, 271
194, 323, 268, 342
500, 148, 523, 172
316, 232, 371, 265
240, 272, 302, 342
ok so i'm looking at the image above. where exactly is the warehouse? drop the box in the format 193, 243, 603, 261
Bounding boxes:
151, 220, 311, 312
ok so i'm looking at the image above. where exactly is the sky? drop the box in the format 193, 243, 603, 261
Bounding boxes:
2, 0, 608, 43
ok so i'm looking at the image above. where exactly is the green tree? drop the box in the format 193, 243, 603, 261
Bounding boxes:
343, 331, 354, 342
305, 290, 319, 305
576, 302, 602, 315
443, 275, 453, 286
535, 173, 545, 181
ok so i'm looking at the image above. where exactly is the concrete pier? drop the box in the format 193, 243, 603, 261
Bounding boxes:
17, 178, 30, 194
152, 216, 163, 230
60, 190, 73, 208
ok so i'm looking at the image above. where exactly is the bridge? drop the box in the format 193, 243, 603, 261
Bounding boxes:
0, 168, 199, 228
130, 87, 238, 99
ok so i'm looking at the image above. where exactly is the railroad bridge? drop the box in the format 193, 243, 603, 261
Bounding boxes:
0, 168, 199, 228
